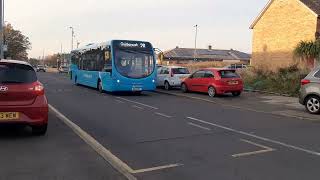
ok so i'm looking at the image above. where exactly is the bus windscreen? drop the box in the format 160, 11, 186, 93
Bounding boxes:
113, 41, 155, 79
114, 49, 155, 79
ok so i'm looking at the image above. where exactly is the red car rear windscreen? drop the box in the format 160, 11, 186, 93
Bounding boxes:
219, 70, 240, 78
0, 63, 37, 84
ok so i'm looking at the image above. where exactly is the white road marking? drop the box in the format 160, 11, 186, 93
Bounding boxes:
187, 117, 320, 156
115, 100, 125, 104
49, 104, 136, 180
188, 122, 211, 131
156, 90, 320, 121
49, 104, 181, 178
232, 139, 275, 158
132, 105, 144, 110
155, 112, 172, 118
116, 97, 159, 110
131, 163, 183, 174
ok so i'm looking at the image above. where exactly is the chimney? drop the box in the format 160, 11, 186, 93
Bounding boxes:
176, 46, 179, 49
208, 45, 212, 50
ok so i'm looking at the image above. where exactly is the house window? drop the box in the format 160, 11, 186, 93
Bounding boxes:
315, 32, 320, 40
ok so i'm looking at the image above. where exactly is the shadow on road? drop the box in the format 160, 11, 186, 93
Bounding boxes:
0, 125, 35, 139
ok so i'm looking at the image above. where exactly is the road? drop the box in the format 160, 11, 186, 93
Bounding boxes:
2, 72, 320, 180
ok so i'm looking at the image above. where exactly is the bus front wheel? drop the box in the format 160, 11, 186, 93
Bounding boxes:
98, 80, 103, 93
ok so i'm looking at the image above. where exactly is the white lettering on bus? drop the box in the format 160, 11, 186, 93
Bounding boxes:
120, 42, 146, 48
84, 74, 93, 79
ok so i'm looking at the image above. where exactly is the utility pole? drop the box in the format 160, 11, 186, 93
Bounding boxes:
42, 49, 45, 65
194, 24, 198, 61
0, 0, 4, 59
69, 27, 75, 51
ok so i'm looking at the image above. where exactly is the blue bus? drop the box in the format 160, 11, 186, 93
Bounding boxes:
70, 40, 157, 93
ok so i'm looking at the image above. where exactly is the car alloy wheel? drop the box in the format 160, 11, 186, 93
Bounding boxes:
181, 83, 188, 93
306, 96, 320, 114
208, 86, 216, 97
232, 91, 241, 97
164, 81, 171, 90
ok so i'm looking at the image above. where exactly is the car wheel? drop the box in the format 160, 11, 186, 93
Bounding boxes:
232, 91, 241, 97
98, 80, 103, 93
164, 81, 171, 91
208, 86, 216, 97
181, 83, 188, 93
305, 95, 320, 114
32, 124, 47, 136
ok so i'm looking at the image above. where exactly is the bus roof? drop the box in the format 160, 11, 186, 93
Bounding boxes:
71, 40, 152, 54
72, 41, 111, 54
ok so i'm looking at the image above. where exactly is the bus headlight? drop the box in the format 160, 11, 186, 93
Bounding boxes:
152, 80, 155, 83
117, 80, 120, 83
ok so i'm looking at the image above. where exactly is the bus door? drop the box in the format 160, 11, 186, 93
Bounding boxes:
100, 50, 113, 92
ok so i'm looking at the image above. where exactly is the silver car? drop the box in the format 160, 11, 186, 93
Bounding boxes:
299, 67, 320, 114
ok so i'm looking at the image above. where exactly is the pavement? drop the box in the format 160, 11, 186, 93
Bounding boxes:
2, 72, 320, 180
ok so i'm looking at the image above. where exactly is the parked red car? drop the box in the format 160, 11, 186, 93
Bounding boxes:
0, 60, 48, 135
181, 68, 244, 97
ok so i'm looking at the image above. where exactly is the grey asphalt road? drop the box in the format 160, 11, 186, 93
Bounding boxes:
38, 72, 320, 180
0, 112, 125, 180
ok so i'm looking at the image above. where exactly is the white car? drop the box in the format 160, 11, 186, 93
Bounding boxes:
157, 66, 191, 90
59, 66, 69, 73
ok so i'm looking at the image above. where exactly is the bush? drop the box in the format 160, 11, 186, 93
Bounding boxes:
240, 64, 308, 96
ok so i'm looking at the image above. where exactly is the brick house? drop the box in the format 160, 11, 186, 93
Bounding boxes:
162, 46, 251, 65
250, 0, 320, 69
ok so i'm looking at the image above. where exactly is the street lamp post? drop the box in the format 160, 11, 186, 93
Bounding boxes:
69, 26, 75, 52
194, 24, 198, 61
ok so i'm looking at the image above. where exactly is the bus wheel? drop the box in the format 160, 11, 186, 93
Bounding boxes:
75, 76, 78, 86
98, 80, 103, 93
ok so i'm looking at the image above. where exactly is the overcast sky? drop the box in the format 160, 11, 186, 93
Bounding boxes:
6, 0, 268, 58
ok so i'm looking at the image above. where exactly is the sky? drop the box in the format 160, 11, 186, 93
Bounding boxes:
6, 0, 268, 58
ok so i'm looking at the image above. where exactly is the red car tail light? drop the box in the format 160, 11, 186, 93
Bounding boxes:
301, 79, 310, 86
32, 82, 44, 95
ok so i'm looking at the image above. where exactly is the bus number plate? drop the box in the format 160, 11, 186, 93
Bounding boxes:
132, 87, 142, 91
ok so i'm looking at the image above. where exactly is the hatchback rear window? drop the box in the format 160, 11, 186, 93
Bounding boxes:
172, 68, 190, 74
219, 70, 240, 78
0, 63, 37, 83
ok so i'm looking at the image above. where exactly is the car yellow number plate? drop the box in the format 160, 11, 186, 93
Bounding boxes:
0, 112, 19, 120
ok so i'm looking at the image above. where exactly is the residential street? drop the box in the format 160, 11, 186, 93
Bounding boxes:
4, 72, 313, 180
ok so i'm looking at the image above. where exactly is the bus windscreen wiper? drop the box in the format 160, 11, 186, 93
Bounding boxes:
120, 49, 152, 55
